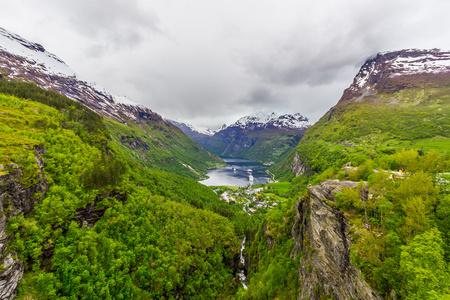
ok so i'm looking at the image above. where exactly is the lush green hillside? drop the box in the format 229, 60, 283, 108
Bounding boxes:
271, 85, 450, 181
0, 83, 254, 299
0, 78, 224, 180
2, 72, 449, 299
105, 118, 224, 180
261, 74, 450, 298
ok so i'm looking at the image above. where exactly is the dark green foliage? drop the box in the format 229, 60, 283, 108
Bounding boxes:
49, 193, 237, 299
83, 154, 126, 189
0, 87, 241, 299
239, 199, 300, 299
399, 228, 450, 299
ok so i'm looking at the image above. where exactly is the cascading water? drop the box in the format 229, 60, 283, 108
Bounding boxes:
238, 237, 247, 289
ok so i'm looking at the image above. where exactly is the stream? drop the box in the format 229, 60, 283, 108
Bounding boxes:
238, 237, 247, 289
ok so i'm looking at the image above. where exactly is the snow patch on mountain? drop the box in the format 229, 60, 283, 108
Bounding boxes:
188, 124, 217, 136
350, 49, 450, 91
0, 27, 147, 123
388, 50, 450, 76
183, 122, 216, 136
0, 27, 76, 77
340, 49, 450, 104
230, 112, 310, 130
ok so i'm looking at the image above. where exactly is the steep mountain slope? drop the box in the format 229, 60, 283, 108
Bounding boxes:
272, 49, 450, 180
244, 49, 450, 300
172, 112, 310, 165
0, 27, 223, 179
0, 81, 246, 299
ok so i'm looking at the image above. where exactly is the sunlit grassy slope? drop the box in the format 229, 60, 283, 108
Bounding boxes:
271, 85, 450, 180
0, 78, 224, 180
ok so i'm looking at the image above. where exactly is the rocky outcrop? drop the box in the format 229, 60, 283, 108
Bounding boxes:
290, 151, 310, 177
0, 254, 24, 300
292, 180, 380, 300
0, 146, 49, 300
120, 136, 150, 152
76, 190, 127, 228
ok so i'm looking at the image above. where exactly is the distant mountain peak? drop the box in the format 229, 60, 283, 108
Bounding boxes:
340, 48, 450, 103
231, 112, 310, 130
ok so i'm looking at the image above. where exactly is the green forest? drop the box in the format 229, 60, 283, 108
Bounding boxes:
0, 80, 248, 299
1, 78, 449, 299
264, 84, 450, 299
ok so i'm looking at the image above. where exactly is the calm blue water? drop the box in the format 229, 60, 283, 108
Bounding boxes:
199, 157, 270, 187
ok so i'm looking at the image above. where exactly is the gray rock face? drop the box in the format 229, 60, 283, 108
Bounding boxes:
290, 151, 310, 177
0, 254, 24, 300
292, 180, 380, 300
0, 146, 49, 300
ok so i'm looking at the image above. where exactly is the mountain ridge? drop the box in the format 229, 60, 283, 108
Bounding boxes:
339, 48, 450, 104
0, 27, 223, 179
272, 48, 450, 180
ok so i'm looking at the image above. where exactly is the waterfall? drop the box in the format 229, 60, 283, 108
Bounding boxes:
238, 237, 248, 289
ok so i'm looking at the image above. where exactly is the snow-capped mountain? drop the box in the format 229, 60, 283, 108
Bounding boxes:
170, 112, 310, 165
340, 49, 450, 103
230, 112, 310, 130
0, 27, 157, 125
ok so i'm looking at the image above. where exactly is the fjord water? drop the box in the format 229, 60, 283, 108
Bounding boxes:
199, 157, 270, 187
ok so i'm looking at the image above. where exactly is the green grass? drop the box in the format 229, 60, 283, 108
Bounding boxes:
272, 85, 450, 180
0, 94, 59, 179
105, 117, 225, 180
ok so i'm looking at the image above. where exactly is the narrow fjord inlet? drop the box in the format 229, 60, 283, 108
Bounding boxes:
199, 157, 271, 187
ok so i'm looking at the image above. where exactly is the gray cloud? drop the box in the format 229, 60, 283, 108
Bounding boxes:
46, 0, 162, 55
1, 0, 450, 129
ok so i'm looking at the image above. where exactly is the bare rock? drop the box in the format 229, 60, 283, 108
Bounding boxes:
290, 151, 310, 177
0, 146, 49, 299
0, 254, 24, 300
292, 180, 381, 300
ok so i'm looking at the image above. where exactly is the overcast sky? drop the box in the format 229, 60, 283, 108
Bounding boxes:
2, 0, 450, 129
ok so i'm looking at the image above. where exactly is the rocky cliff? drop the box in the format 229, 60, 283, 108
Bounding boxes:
291, 180, 380, 300
290, 151, 310, 177
0, 146, 48, 300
